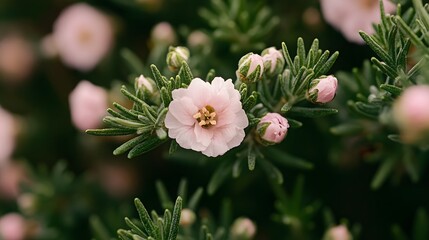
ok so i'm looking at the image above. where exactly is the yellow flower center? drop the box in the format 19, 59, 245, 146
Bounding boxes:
193, 105, 217, 128
360, 0, 377, 9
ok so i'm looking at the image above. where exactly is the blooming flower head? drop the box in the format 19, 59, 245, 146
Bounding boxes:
236, 53, 264, 83
165, 77, 248, 157
53, 3, 114, 71
261, 47, 285, 77
323, 225, 352, 240
392, 85, 429, 143
257, 113, 289, 145
0, 213, 26, 240
230, 217, 257, 240
69, 80, 108, 131
0, 106, 17, 163
0, 35, 35, 83
320, 0, 396, 44
308, 75, 338, 104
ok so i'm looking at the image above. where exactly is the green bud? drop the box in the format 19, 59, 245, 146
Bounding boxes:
166, 46, 190, 72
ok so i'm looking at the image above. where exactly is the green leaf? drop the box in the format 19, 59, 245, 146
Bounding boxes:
359, 31, 393, 66
330, 122, 364, 135
288, 106, 338, 118
188, 187, 204, 210
178, 62, 193, 85
134, 198, 156, 236
247, 145, 256, 171
264, 147, 313, 170
90, 215, 113, 240
286, 118, 303, 128
206, 69, 216, 82
127, 137, 165, 158
371, 157, 396, 189
282, 42, 297, 75
150, 64, 167, 89
113, 134, 149, 156
259, 158, 283, 184
207, 161, 233, 195
124, 218, 146, 237
155, 181, 173, 210
414, 208, 429, 240
167, 197, 182, 240
86, 128, 136, 136
121, 48, 145, 74
380, 84, 402, 96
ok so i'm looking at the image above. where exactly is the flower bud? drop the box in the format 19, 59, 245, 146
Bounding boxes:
261, 47, 284, 77
323, 225, 352, 240
135, 75, 159, 104
179, 208, 196, 227
230, 217, 257, 240
166, 46, 189, 72
308, 75, 338, 103
151, 22, 176, 46
256, 113, 289, 145
236, 53, 264, 83
392, 85, 429, 144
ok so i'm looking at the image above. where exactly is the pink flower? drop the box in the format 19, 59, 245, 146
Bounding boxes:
69, 80, 108, 131
308, 75, 338, 103
320, 0, 396, 44
151, 22, 177, 46
53, 3, 113, 71
0, 213, 26, 240
165, 77, 248, 157
0, 106, 17, 163
230, 217, 257, 239
257, 113, 289, 145
393, 85, 429, 143
324, 225, 352, 240
0, 163, 27, 200
0, 35, 35, 83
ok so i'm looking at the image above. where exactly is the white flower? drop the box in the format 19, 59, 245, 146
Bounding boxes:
69, 81, 108, 131
165, 77, 248, 157
0, 35, 35, 83
320, 0, 396, 44
0, 106, 17, 163
53, 3, 114, 71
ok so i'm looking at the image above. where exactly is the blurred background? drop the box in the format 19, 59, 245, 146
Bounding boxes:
0, 0, 428, 239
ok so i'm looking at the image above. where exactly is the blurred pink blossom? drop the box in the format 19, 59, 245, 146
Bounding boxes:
69, 80, 108, 131
0, 106, 17, 163
320, 0, 396, 44
165, 77, 248, 157
151, 22, 177, 46
0, 213, 26, 240
257, 113, 289, 145
0, 35, 35, 83
0, 163, 27, 200
230, 217, 257, 239
393, 85, 429, 143
53, 3, 114, 71
97, 163, 139, 198
324, 225, 352, 240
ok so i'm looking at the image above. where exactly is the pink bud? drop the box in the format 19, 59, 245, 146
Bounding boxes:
0, 35, 35, 83
230, 217, 257, 240
257, 113, 289, 145
0, 213, 26, 240
324, 225, 352, 240
308, 75, 338, 103
69, 81, 108, 131
393, 85, 429, 143
151, 22, 177, 46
